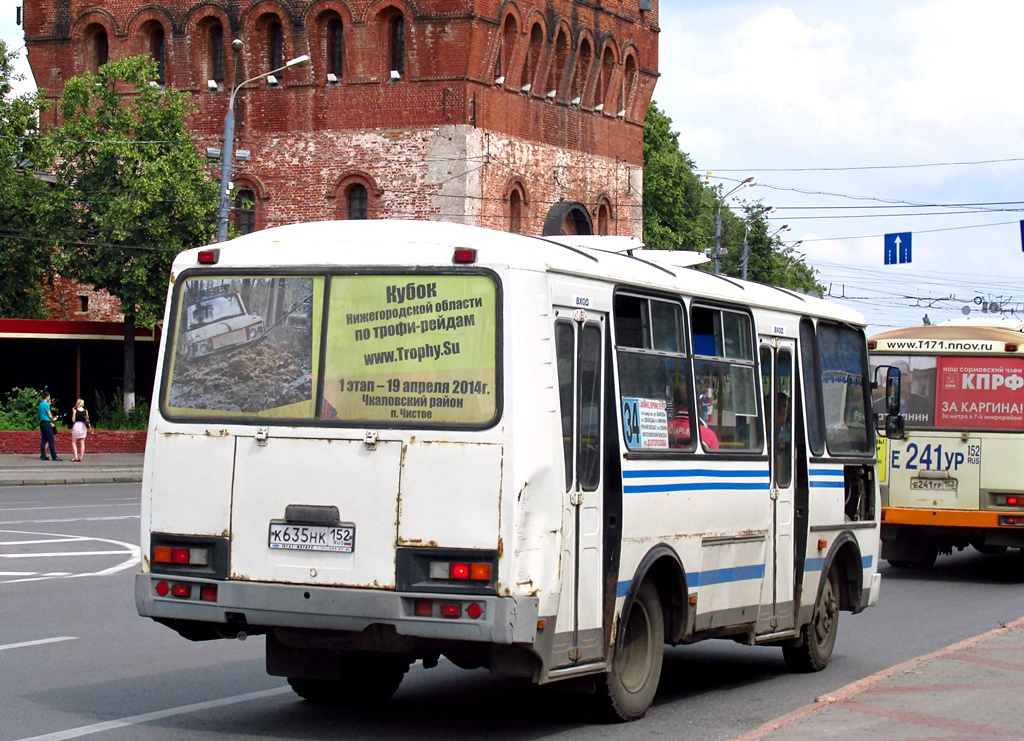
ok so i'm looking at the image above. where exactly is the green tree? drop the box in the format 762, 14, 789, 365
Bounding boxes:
642, 101, 822, 293
0, 40, 53, 317
45, 55, 218, 411
642, 103, 710, 252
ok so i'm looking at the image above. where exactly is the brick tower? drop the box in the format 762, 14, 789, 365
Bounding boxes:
22, 1, 659, 237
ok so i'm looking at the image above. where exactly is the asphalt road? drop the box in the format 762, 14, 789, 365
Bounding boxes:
3, 483, 1024, 741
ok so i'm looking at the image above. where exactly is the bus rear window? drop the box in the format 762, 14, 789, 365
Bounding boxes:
163, 273, 499, 427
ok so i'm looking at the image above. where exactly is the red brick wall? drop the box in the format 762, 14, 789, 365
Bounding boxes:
22, 1, 659, 241
0, 430, 147, 455
42, 276, 124, 322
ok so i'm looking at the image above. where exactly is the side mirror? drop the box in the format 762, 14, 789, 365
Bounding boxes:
885, 366, 901, 417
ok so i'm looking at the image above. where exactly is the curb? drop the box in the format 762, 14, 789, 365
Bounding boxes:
0, 475, 142, 487
733, 615, 1024, 741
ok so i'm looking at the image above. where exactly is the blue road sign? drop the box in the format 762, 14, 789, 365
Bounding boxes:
885, 232, 912, 264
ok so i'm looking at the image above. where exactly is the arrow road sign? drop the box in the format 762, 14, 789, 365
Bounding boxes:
885, 232, 912, 264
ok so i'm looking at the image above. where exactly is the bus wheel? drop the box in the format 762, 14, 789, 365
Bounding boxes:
598, 580, 664, 722
288, 654, 410, 704
783, 569, 839, 673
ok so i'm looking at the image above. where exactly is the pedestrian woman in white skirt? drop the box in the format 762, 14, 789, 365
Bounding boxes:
70, 399, 92, 462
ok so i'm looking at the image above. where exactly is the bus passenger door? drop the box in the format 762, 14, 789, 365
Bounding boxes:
763, 341, 796, 631
553, 311, 606, 666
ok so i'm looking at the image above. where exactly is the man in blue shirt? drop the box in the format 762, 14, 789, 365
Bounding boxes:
38, 391, 61, 461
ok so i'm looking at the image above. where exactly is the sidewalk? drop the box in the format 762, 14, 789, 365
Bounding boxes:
0, 453, 144, 486
736, 615, 1024, 741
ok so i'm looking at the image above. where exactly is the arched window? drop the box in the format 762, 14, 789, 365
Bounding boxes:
596, 198, 613, 235
208, 22, 225, 82
546, 28, 569, 99
268, 21, 284, 72
524, 22, 543, 90
597, 45, 615, 110
621, 54, 637, 117
348, 184, 368, 220
328, 18, 344, 77
87, 25, 109, 73
572, 39, 592, 104
509, 186, 525, 233
234, 189, 256, 235
388, 13, 405, 77
150, 24, 166, 83
496, 14, 517, 82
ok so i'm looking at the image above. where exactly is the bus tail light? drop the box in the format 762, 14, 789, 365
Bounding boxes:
149, 536, 229, 579
452, 248, 477, 264
154, 581, 218, 602
397, 547, 498, 595
197, 249, 220, 264
430, 560, 492, 582
1000, 516, 1024, 526
153, 545, 209, 566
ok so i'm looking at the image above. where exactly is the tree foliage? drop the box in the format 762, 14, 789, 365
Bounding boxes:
0, 40, 53, 317
643, 102, 822, 294
43, 56, 219, 407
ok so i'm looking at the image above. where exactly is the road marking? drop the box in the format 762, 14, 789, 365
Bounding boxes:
16, 686, 292, 740
0, 636, 77, 652
0, 516, 140, 526
0, 530, 140, 583
0, 537, 88, 546
1, 551, 134, 558
0, 503, 137, 513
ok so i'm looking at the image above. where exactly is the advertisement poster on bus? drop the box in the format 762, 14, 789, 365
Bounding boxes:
323, 274, 498, 426
935, 356, 1024, 429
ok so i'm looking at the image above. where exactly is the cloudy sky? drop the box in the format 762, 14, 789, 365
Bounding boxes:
3, 3, 1023, 335
656, 1, 1024, 334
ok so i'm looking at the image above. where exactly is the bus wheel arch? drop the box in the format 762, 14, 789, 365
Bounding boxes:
783, 534, 862, 673
621, 544, 687, 645
598, 546, 685, 722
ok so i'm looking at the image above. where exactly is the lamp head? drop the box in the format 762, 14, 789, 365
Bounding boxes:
231, 39, 244, 53
286, 54, 311, 69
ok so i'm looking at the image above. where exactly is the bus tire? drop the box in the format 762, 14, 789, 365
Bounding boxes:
287, 654, 409, 705
783, 569, 839, 673
598, 580, 664, 722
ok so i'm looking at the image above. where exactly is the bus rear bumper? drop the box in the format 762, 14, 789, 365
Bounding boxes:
135, 573, 539, 645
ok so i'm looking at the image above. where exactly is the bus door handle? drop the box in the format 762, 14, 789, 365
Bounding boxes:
255, 427, 269, 446
571, 489, 584, 506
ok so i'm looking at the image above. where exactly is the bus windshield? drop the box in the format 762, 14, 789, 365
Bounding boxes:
163, 272, 499, 426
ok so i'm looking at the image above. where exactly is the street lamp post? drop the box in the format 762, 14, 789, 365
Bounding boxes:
713, 176, 755, 275
216, 44, 311, 243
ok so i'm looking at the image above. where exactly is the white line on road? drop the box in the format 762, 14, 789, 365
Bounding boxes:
15, 686, 292, 740
0, 636, 77, 652
0, 537, 89, 546
1, 551, 133, 558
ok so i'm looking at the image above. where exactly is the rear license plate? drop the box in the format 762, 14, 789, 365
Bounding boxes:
910, 478, 957, 492
268, 522, 355, 552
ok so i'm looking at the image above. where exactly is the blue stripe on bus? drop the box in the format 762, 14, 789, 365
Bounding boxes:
809, 467, 845, 489
623, 468, 768, 479
807, 554, 874, 573
625, 481, 771, 493
623, 467, 770, 495
616, 556, 873, 597
616, 563, 766, 597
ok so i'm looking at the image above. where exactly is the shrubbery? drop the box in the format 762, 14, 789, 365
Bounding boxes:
0, 387, 148, 430
0, 387, 57, 431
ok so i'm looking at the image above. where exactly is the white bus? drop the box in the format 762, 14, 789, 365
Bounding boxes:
136, 220, 881, 721
870, 318, 1024, 567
